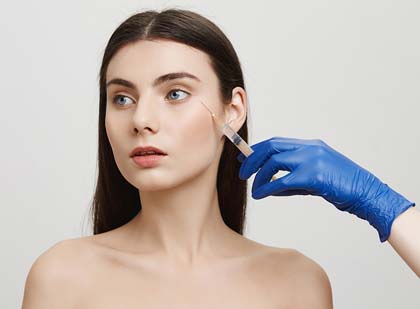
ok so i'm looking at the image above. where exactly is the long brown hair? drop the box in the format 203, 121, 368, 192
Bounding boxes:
89, 8, 249, 236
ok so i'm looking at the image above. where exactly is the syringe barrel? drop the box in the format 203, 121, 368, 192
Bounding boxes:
222, 124, 253, 157
221, 123, 278, 181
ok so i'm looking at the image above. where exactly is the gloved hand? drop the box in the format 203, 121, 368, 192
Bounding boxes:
237, 137, 416, 242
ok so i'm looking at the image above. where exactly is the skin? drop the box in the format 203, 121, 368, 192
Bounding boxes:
21, 39, 333, 308
103, 38, 248, 267
388, 206, 420, 277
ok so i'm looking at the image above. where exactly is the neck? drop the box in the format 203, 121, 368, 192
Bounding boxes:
124, 158, 239, 267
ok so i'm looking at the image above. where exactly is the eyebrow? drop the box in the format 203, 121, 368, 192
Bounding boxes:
106, 71, 201, 90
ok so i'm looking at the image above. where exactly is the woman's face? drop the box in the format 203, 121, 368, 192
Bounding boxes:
105, 39, 232, 191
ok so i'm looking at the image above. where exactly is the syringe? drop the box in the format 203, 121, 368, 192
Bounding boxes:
199, 100, 278, 181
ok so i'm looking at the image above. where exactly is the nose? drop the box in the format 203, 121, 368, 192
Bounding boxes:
132, 98, 159, 135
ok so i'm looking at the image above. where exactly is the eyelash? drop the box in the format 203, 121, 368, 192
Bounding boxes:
111, 88, 190, 106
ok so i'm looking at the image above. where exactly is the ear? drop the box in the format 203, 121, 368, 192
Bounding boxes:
223, 86, 247, 132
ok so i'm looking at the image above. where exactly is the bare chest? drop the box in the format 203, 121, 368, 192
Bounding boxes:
75, 254, 293, 308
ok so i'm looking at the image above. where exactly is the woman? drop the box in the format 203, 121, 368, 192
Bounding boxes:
22, 8, 417, 308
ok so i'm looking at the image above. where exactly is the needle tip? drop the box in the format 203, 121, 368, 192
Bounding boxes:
199, 100, 215, 117
199, 100, 225, 130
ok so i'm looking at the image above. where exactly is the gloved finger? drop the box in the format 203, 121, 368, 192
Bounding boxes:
252, 172, 307, 199
251, 151, 297, 193
236, 136, 302, 163
238, 138, 300, 179
273, 189, 312, 196
252, 152, 310, 199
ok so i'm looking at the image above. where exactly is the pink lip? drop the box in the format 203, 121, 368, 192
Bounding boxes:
132, 154, 166, 168
130, 145, 166, 157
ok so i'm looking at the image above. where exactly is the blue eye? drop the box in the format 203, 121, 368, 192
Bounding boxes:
111, 88, 189, 107
112, 94, 134, 106
166, 89, 189, 101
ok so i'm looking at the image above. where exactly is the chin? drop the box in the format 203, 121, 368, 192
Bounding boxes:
127, 173, 180, 191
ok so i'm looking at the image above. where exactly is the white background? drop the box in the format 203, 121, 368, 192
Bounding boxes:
1, 0, 419, 308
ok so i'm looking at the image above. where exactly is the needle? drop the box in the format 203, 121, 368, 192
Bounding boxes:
199, 100, 278, 181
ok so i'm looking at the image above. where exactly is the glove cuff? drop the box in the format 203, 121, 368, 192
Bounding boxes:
366, 183, 416, 243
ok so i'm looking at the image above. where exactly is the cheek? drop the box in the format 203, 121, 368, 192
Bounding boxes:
167, 108, 218, 159
105, 113, 127, 158
105, 116, 116, 150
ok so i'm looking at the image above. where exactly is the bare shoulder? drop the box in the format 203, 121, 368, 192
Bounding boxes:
267, 247, 333, 308
22, 238, 93, 308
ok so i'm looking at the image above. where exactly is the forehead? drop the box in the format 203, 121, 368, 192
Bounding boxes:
106, 39, 213, 83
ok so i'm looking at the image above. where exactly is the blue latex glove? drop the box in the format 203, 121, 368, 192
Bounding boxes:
237, 137, 416, 242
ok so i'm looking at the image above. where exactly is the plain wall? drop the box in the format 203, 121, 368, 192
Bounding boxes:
1, 0, 419, 308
